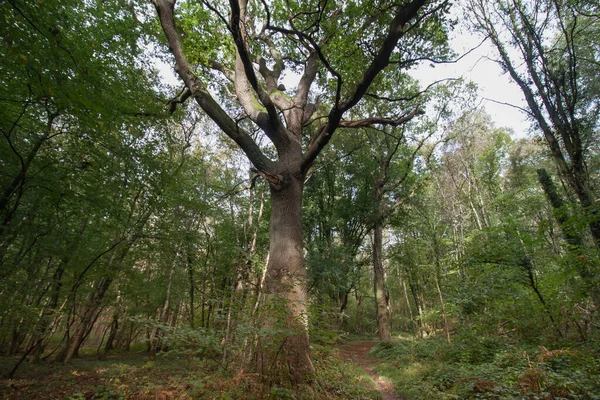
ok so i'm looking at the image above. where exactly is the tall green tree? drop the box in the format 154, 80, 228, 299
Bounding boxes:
152, 0, 451, 382
468, 0, 600, 246
0, 0, 183, 375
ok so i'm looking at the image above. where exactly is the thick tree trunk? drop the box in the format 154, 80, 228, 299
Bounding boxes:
373, 219, 392, 341
537, 169, 600, 305
573, 175, 600, 247
259, 174, 314, 384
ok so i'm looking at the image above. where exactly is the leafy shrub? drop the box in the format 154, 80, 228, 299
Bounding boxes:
160, 326, 223, 361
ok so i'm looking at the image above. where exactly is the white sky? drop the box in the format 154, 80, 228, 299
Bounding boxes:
410, 19, 532, 137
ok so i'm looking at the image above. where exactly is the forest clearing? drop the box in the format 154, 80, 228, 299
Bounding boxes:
1, 0, 599, 398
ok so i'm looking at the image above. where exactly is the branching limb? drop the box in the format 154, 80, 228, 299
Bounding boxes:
295, 52, 318, 108
482, 96, 534, 117
265, 24, 344, 109
366, 78, 459, 103
340, 0, 429, 112
394, 31, 488, 68
337, 108, 425, 129
302, 0, 430, 172
152, 0, 274, 173
168, 87, 192, 113
207, 61, 234, 81
229, 0, 292, 153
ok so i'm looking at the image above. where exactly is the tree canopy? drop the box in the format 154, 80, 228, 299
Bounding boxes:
0, 0, 599, 398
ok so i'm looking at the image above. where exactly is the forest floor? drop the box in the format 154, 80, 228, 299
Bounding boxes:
0, 350, 200, 399
2, 335, 599, 399
338, 340, 404, 400
0, 341, 386, 399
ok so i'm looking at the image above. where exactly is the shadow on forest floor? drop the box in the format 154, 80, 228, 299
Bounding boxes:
3, 335, 599, 399
0, 351, 199, 399
338, 340, 407, 400
0, 344, 385, 399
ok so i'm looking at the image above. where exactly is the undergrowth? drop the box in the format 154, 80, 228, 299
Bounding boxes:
0, 343, 379, 399
370, 333, 600, 399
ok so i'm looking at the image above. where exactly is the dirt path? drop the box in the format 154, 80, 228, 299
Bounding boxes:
339, 341, 404, 400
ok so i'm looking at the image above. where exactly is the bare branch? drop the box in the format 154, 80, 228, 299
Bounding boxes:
366, 78, 460, 103
482, 96, 534, 117
338, 108, 425, 129
168, 87, 192, 114
265, 24, 344, 108
391, 33, 488, 68
207, 60, 234, 81
340, 0, 435, 112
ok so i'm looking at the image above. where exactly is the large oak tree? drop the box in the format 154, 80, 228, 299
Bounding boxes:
152, 0, 450, 383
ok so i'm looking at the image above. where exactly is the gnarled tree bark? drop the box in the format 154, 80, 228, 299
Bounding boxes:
152, 0, 435, 384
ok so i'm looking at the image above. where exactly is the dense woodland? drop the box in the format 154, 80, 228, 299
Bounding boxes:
1, 0, 599, 398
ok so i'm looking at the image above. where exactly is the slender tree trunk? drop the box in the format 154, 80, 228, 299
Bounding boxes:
0, 112, 57, 237
242, 186, 265, 309
354, 290, 363, 332
337, 289, 350, 329
520, 256, 563, 338
56, 276, 112, 363
201, 264, 206, 329
188, 255, 195, 329
402, 280, 415, 332
29, 264, 64, 363
373, 219, 392, 341
432, 236, 450, 343
434, 272, 450, 343
56, 238, 132, 363
409, 280, 424, 338
252, 252, 269, 318
103, 312, 119, 353
258, 174, 314, 384
150, 255, 177, 358
468, 198, 484, 231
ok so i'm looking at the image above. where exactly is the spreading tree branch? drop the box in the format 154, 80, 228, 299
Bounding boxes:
152, 0, 274, 173
302, 0, 431, 172
228, 0, 291, 153
337, 108, 425, 129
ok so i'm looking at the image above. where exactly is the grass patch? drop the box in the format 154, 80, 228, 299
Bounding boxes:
312, 343, 381, 400
369, 333, 600, 399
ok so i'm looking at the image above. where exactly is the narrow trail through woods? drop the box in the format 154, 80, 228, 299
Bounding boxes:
339, 341, 405, 400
